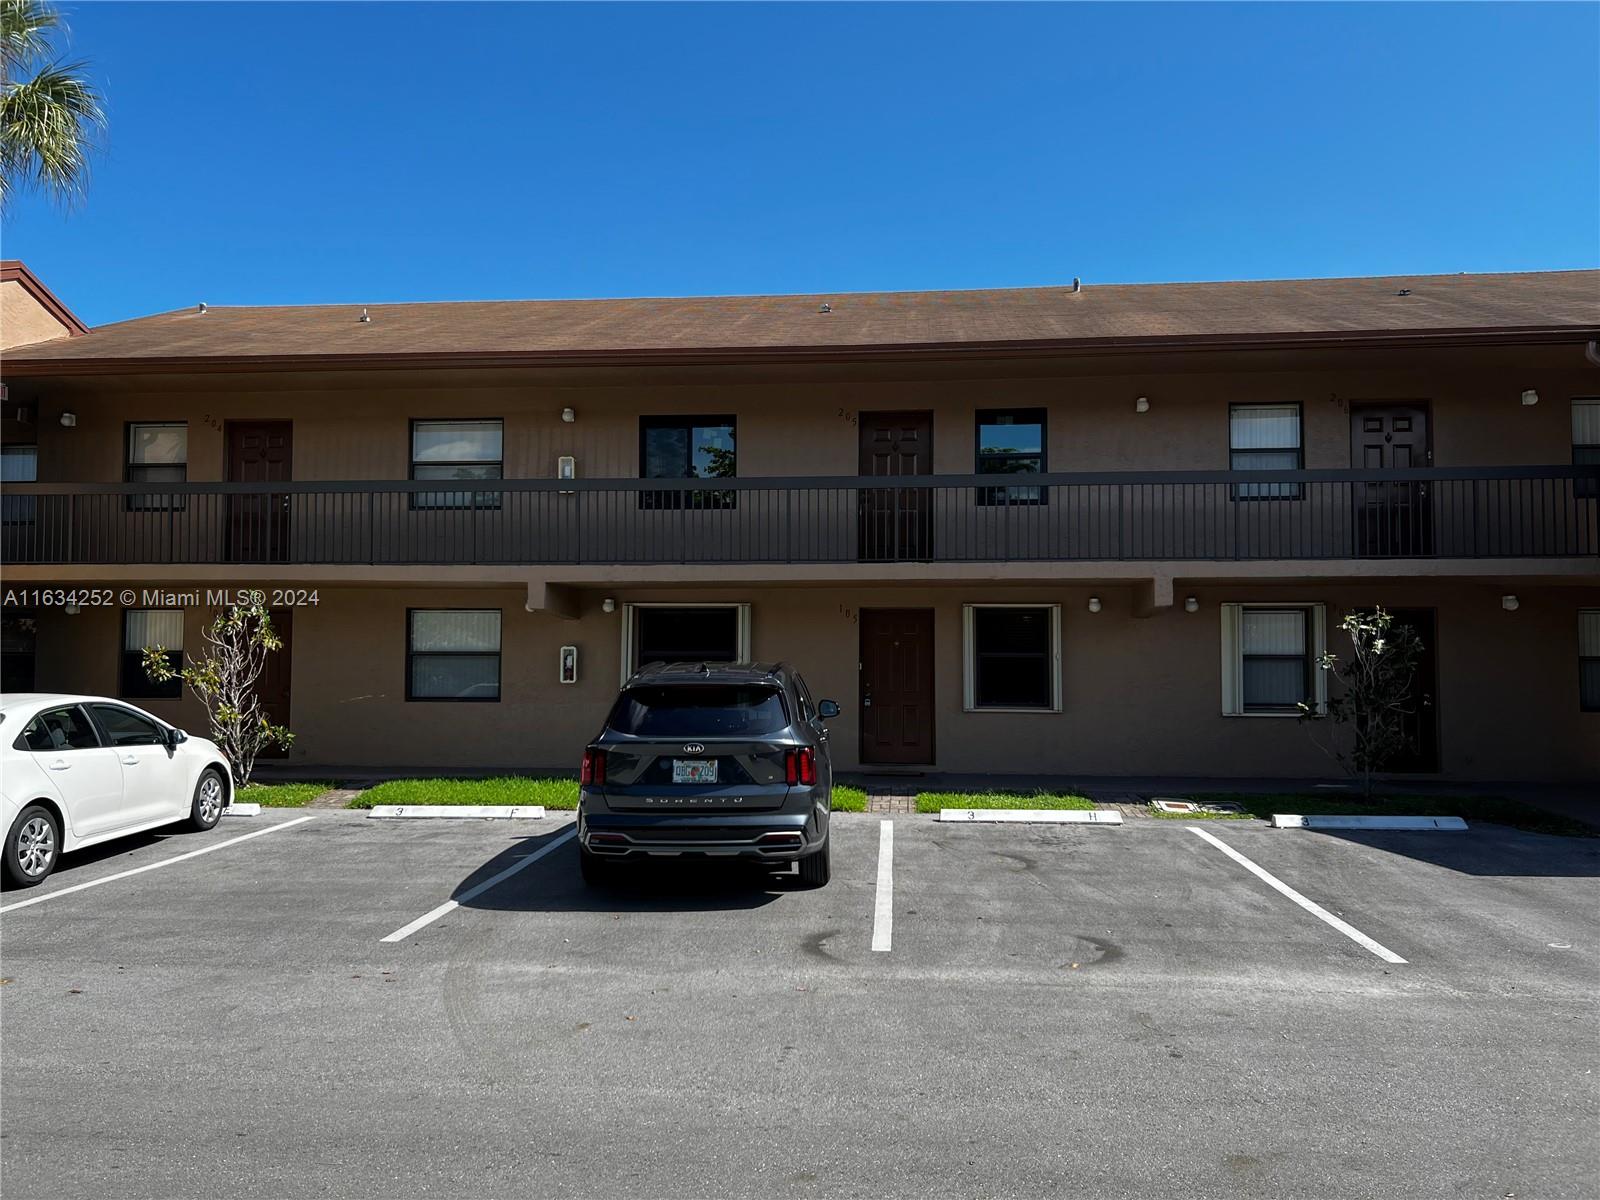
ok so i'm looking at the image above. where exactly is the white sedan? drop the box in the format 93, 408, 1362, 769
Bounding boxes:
1, 694, 234, 888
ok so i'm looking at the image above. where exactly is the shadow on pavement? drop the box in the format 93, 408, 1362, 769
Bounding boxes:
452, 827, 798, 913
1296, 824, 1600, 878
0, 825, 196, 893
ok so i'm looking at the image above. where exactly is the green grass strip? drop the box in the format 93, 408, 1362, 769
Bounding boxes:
346, 777, 870, 812
1150, 792, 1594, 837
915, 789, 1096, 814
350, 777, 580, 809
832, 786, 867, 813
235, 781, 335, 808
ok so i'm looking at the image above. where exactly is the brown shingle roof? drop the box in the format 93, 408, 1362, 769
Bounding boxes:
6, 270, 1598, 372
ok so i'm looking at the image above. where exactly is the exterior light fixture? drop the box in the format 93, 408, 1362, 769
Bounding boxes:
558, 645, 579, 684
1135, 397, 1150, 413
1087, 596, 1102, 613
59, 411, 76, 428
1184, 596, 1200, 613
1501, 595, 1519, 611
557, 455, 576, 495
1520, 389, 1539, 407
561, 407, 576, 423
602, 598, 616, 614
64, 602, 80, 616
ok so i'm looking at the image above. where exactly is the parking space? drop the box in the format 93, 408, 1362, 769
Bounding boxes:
2, 809, 1596, 1199
1177, 819, 1600, 993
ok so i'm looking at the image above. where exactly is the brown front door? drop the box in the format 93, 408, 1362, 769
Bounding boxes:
859, 608, 935, 765
1351, 403, 1432, 556
859, 411, 933, 561
1385, 608, 1439, 773
226, 421, 293, 562
255, 608, 293, 758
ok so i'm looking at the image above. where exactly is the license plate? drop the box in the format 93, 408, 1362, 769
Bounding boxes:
672, 758, 718, 784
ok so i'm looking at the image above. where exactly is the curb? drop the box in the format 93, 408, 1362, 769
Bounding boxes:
223, 803, 262, 817
937, 808, 1123, 825
365, 805, 549, 820
1271, 814, 1468, 831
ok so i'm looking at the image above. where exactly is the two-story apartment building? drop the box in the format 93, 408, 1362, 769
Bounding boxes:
3, 264, 1597, 782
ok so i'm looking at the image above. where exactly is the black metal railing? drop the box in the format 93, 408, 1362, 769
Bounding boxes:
2, 466, 1595, 566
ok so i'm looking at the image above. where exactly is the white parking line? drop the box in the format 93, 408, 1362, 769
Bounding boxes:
0, 815, 318, 915
380, 827, 577, 943
1188, 825, 1407, 965
871, 819, 894, 953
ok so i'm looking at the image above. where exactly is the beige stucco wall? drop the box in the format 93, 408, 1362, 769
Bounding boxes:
1, 279, 75, 351
24, 581, 1600, 783
10, 349, 1596, 783
15, 361, 1597, 484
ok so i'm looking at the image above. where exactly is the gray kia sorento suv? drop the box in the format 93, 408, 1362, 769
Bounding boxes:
577, 662, 840, 887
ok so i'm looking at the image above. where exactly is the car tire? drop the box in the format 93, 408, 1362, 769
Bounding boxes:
188, 768, 227, 831
797, 837, 831, 888
578, 844, 612, 886
4, 804, 60, 889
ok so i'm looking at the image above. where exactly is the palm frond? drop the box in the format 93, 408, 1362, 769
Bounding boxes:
0, 0, 60, 78
0, 58, 105, 206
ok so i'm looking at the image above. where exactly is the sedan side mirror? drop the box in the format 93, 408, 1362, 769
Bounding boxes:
166, 727, 188, 747
816, 699, 840, 720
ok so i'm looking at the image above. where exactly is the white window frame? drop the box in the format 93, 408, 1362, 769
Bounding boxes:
619, 602, 752, 685
121, 608, 185, 700
1, 442, 37, 525
961, 603, 1062, 713
1573, 398, 1600, 499
409, 418, 504, 511
1229, 403, 1304, 500
126, 421, 189, 513
1220, 602, 1328, 717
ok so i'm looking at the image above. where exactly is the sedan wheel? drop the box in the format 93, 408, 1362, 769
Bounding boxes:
189, 770, 227, 831
4, 805, 59, 888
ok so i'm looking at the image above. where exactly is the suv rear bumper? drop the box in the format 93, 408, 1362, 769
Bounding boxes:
577, 804, 826, 861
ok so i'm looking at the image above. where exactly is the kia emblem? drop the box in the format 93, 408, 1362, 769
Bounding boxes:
683, 743, 705, 754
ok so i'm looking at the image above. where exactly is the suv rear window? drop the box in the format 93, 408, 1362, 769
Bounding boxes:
607, 685, 789, 737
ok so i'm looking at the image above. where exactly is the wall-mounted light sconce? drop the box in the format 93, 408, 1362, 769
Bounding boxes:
59, 411, 77, 428
1135, 397, 1150, 414
1519, 390, 1539, 407
601, 597, 616, 614
1501, 594, 1520, 611
1087, 596, 1102, 613
1184, 596, 1200, 613
558, 645, 579, 684
557, 455, 576, 495
63, 602, 81, 616
561, 407, 576, 423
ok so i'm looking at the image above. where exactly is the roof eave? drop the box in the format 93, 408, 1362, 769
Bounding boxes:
0, 260, 90, 338
3, 324, 1596, 377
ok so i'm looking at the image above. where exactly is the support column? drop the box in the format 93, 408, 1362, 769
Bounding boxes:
1133, 574, 1175, 618
525, 580, 580, 620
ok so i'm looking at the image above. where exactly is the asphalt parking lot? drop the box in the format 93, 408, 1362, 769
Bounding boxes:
2, 809, 1597, 1200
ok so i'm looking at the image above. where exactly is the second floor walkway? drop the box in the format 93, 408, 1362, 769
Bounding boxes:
3, 466, 1596, 569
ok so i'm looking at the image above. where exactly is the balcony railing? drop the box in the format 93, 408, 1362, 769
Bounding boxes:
2, 467, 1595, 567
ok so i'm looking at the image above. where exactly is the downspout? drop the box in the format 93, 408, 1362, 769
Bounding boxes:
1586, 340, 1600, 368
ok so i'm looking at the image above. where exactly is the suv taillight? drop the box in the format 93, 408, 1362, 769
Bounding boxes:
785, 747, 816, 786
581, 747, 606, 786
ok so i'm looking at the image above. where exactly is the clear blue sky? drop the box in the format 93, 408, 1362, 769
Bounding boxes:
7, 1, 1598, 327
